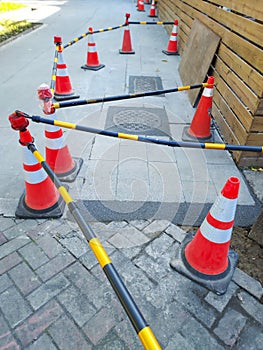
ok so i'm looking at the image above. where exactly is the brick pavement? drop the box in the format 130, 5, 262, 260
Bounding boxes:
0, 217, 262, 349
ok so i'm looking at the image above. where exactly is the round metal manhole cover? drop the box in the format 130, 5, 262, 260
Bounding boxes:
113, 109, 161, 132
134, 77, 157, 92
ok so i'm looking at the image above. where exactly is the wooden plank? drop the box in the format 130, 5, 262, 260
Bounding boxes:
247, 133, 263, 146
256, 99, 263, 116
251, 116, 263, 132
179, 18, 221, 106
201, 0, 263, 21
239, 154, 263, 167
217, 44, 263, 98
213, 57, 259, 114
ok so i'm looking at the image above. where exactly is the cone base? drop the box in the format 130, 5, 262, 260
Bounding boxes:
119, 49, 135, 54
54, 92, 80, 101
148, 15, 158, 18
170, 232, 238, 295
81, 64, 105, 71
182, 126, 214, 143
15, 187, 68, 219
56, 157, 83, 183
162, 49, 179, 56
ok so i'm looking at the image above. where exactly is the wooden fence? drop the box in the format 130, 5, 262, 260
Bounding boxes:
158, 0, 263, 166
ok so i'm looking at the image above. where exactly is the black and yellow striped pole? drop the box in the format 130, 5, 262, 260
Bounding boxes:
8, 112, 162, 350
52, 83, 211, 109
129, 21, 174, 25
50, 43, 59, 94
19, 112, 263, 153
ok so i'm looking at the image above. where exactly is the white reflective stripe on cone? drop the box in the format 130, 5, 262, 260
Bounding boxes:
56, 68, 68, 77
23, 148, 39, 166
45, 124, 60, 132
203, 87, 213, 97
172, 28, 178, 34
45, 137, 65, 150
210, 194, 238, 222
24, 168, 48, 184
169, 36, 176, 42
57, 52, 65, 64
200, 219, 232, 244
88, 46, 97, 52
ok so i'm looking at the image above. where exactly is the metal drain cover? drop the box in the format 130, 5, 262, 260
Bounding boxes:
129, 76, 164, 96
105, 106, 170, 136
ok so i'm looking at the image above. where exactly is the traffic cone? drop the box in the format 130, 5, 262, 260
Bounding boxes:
119, 13, 135, 54
148, 0, 157, 17
81, 27, 105, 71
162, 20, 179, 55
8, 112, 66, 219
170, 176, 240, 295
145, 0, 151, 4
37, 84, 83, 183
53, 36, 79, 101
137, 0, 145, 12
182, 76, 214, 142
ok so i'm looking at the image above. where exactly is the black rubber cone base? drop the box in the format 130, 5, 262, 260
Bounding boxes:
54, 92, 80, 101
56, 157, 83, 183
15, 185, 69, 219
81, 64, 105, 71
162, 50, 179, 56
148, 15, 158, 18
170, 232, 238, 295
119, 49, 135, 54
182, 125, 214, 143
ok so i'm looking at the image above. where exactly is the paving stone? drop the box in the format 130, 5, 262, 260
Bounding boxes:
83, 307, 116, 345
129, 219, 151, 231
57, 233, 89, 258
237, 291, 263, 325
79, 250, 99, 270
233, 268, 263, 300
116, 245, 141, 260
0, 236, 30, 260
133, 253, 170, 281
0, 286, 32, 328
49, 315, 91, 350
145, 233, 175, 260
36, 251, 75, 282
9, 262, 41, 295
0, 273, 13, 293
0, 251, 22, 275
236, 324, 263, 350
35, 235, 64, 259
15, 300, 63, 348
0, 217, 16, 231
143, 220, 171, 239
205, 281, 238, 312
27, 220, 62, 241
93, 331, 129, 350
0, 231, 7, 245
89, 221, 120, 242
108, 225, 150, 249
0, 314, 20, 350
164, 333, 195, 350
4, 220, 38, 239
214, 309, 247, 347
26, 333, 57, 350
27, 273, 70, 310
165, 223, 187, 243
180, 317, 225, 350
114, 319, 142, 350
18, 242, 49, 270
58, 285, 96, 327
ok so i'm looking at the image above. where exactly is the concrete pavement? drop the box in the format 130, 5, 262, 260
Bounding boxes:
0, 1, 262, 349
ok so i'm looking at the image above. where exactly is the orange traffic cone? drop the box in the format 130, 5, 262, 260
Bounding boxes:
53, 36, 79, 101
8, 112, 66, 219
137, 0, 145, 12
81, 27, 105, 71
148, 0, 157, 17
119, 13, 135, 54
37, 84, 83, 183
182, 76, 214, 142
162, 20, 179, 55
170, 176, 240, 295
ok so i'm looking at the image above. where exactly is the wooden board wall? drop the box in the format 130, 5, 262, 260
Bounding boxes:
158, 0, 263, 166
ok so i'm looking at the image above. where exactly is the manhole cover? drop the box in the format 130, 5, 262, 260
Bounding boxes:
129, 76, 164, 96
105, 106, 170, 136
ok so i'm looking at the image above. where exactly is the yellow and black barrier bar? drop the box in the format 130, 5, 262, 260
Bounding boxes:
52, 83, 211, 109
63, 23, 127, 49
10, 112, 162, 350
50, 45, 59, 94
22, 112, 263, 153
129, 21, 174, 25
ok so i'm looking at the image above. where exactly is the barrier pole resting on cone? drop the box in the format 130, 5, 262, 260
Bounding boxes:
81, 27, 105, 71
162, 20, 179, 55
37, 84, 83, 182
53, 36, 79, 101
137, 0, 145, 12
148, 0, 157, 18
170, 176, 240, 295
182, 76, 214, 142
119, 13, 135, 54
8, 113, 66, 219
8, 112, 162, 350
